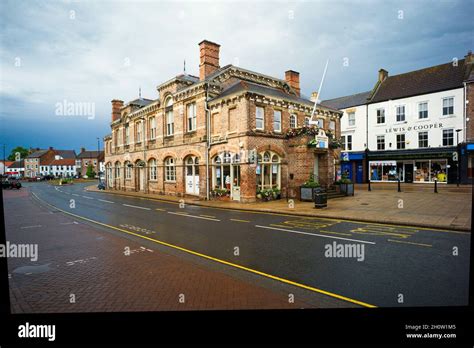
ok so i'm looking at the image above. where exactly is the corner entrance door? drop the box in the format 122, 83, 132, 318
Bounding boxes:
404, 163, 413, 183
231, 165, 240, 201
185, 156, 199, 195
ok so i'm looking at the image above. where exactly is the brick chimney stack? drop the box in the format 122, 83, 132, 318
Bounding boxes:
111, 99, 124, 122
285, 70, 300, 97
378, 69, 388, 83
199, 40, 220, 81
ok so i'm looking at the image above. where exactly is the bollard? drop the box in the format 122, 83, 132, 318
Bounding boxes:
434, 179, 438, 193
368, 180, 371, 191
397, 178, 401, 192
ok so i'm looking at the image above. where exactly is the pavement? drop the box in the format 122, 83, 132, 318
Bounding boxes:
85, 183, 472, 232
5, 182, 470, 310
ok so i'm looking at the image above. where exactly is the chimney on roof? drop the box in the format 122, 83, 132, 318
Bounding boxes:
285, 70, 300, 97
111, 99, 124, 122
378, 69, 388, 83
199, 40, 220, 81
465, 50, 473, 64
310, 91, 319, 103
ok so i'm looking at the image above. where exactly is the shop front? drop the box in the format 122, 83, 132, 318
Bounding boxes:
340, 151, 366, 183
367, 147, 457, 184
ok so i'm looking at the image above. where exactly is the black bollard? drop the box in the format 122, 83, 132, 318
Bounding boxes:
398, 178, 401, 192
434, 179, 438, 193
368, 180, 371, 191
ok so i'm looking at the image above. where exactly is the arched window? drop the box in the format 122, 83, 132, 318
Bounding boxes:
149, 159, 157, 180
256, 151, 280, 190
304, 117, 310, 127
114, 161, 121, 179
290, 114, 297, 128
164, 157, 176, 181
212, 152, 240, 191
165, 96, 174, 136
124, 161, 132, 179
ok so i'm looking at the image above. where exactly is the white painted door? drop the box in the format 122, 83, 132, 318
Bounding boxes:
185, 156, 199, 195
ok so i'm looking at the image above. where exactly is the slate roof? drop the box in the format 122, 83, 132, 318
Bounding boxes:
321, 91, 372, 110
54, 150, 76, 159
26, 149, 49, 158
210, 80, 339, 112
370, 59, 469, 103
128, 98, 154, 108
77, 150, 104, 159
8, 160, 24, 168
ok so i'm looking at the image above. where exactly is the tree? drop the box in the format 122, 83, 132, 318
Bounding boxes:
86, 164, 96, 178
7, 146, 29, 161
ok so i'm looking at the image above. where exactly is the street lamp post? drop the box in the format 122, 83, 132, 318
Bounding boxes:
97, 137, 101, 185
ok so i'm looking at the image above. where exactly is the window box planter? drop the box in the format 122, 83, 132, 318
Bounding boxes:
300, 186, 320, 201
339, 183, 354, 196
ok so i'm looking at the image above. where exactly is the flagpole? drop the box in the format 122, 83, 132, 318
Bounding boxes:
310, 59, 329, 122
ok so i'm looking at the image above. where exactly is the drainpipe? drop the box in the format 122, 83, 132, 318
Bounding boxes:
204, 83, 210, 201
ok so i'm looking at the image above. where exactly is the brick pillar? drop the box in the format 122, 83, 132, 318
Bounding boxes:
240, 163, 256, 203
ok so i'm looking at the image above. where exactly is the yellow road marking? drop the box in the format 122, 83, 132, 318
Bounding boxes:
88, 190, 467, 234
30, 192, 376, 308
200, 214, 216, 218
230, 219, 250, 223
387, 239, 432, 248
319, 230, 352, 236
155, 208, 166, 211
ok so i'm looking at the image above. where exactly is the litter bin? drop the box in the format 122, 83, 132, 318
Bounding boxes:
314, 187, 327, 209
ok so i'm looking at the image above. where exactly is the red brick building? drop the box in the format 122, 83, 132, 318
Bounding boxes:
104, 40, 342, 202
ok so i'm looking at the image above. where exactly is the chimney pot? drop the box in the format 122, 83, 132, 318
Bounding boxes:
285, 70, 300, 97
378, 69, 388, 82
199, 40, 220, 81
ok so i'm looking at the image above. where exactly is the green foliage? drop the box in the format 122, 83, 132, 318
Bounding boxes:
256, 187, 281, 200
8, 146, 29, 161
86, 164, 96, 178
301, 174, 320, 188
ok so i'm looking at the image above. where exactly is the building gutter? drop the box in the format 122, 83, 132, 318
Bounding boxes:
205, 83, 211, 201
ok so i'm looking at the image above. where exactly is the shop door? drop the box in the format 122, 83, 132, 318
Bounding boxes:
356, 162, 363, 183
138, 167, 145, 191
404, 163, 413, 183
231, 165, 240, 201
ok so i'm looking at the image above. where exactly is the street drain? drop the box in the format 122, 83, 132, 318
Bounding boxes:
13, 263, 51, 275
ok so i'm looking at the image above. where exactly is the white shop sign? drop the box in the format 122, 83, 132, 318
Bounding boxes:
369, 160, 397, 166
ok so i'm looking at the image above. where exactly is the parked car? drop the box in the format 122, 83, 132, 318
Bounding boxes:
1, 179, 21, 189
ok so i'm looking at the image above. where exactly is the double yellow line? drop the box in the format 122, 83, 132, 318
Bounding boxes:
31, 191, 377, 308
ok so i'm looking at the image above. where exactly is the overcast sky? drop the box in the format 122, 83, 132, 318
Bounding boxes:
1, 0, 473, 155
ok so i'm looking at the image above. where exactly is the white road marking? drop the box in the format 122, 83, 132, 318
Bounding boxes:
98, 199, 114, 203
72, 194, 79, 197
168, 211, 220, 221
123, 204, 151, 210
20, 225, 42, 229
82, 196, 94, 199
60, 221, 79, 225
255, 225, 376, 245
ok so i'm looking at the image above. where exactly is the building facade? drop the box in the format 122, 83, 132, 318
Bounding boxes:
76, 148, 105, 177
323, 51, 474, 184
104, 40, 342, 202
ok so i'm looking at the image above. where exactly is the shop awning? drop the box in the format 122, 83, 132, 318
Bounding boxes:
367, 147, 457, 160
